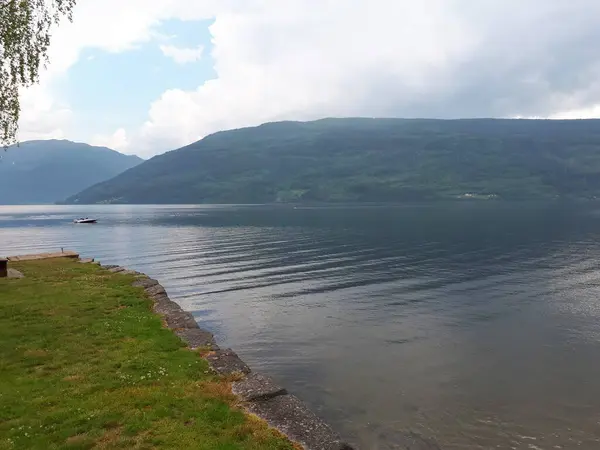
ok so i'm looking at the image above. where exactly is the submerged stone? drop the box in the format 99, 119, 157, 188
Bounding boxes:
244, 394, 354, 450
374, 429, 441, 450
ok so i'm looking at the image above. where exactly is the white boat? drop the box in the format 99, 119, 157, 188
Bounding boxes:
73, 218, 97, 224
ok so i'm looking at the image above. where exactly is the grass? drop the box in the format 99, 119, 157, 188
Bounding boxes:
0, 260, 294, 450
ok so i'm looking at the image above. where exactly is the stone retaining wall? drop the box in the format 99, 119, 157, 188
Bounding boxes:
99, 263, 356, 450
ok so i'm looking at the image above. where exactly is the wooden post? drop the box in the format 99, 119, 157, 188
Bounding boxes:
0, 258, 7, 278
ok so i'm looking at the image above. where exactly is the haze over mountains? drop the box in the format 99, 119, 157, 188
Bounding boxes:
63, 118, 600, 205
0, 140, 142, 205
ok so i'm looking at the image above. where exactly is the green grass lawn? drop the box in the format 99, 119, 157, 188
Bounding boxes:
0, 260, 294, 450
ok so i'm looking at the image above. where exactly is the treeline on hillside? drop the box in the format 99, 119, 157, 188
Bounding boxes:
63, 118, 600, 204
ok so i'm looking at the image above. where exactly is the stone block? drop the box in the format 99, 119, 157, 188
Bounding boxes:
132, 278, 159, 288
145, 284, 167, 297
165, 311, 199, 329
233, 372, 287, 402
206, 348, 251, 376
175, 328, 219, 350
152, 297, 182, 315
119, 269, 140, 276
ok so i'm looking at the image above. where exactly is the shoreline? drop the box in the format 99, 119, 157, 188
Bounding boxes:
4, 250, 355, 450
102, 261, 355, 450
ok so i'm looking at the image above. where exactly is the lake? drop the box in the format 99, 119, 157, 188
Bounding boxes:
2, 203, 600, 449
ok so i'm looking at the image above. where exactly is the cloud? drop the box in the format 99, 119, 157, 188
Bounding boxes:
17, 83, 72, 142
160, 44, 204, 64
17, 0, 600, 157
36, 0, 222, 78
90, 128, 129, 152
551, 105, 600, 120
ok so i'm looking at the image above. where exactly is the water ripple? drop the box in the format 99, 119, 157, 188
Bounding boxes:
3, 203, 600, 449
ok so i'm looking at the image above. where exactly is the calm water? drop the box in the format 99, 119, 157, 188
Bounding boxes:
2, 203, 600, 449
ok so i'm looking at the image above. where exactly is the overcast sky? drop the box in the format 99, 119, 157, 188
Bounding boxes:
17, 0, 600, 158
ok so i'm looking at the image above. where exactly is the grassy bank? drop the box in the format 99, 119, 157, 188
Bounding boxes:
0, 260, 294, 450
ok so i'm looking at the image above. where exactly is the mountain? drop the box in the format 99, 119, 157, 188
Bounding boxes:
64, 118, 600, 204
0, 140, 142, 204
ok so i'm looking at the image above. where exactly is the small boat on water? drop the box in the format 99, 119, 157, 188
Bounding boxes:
73, 217, 97, 224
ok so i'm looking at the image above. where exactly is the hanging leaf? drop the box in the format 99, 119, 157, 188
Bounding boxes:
0, 0, 76, 148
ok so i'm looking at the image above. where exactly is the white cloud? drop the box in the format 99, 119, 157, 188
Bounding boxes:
90, 128, 129, 152
17, 83, 72, 142
16, 0, 600, 158
551, 106, 600, 120
160, 44, 204, 64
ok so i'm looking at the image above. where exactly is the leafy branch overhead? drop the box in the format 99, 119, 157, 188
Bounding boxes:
0, 0, 76, 147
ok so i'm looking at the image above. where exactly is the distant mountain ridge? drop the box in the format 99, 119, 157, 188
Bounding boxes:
0, 140, 142, 204
64, 118, 600, 204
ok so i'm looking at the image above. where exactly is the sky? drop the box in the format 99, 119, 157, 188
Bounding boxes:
17, 0, 600, 158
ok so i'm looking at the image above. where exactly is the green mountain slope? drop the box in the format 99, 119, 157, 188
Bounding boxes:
64, 118, 600, 204
0, 140, 142, 204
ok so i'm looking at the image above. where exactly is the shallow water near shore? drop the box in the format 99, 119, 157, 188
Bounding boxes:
2, 202, 600, 449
